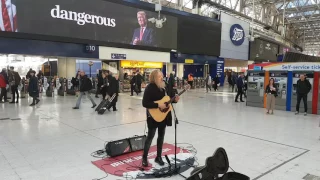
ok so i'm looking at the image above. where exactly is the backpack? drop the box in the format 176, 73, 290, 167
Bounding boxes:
87, 78, 93, 90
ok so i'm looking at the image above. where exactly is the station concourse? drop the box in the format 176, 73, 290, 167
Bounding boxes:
0, 88, 319, 180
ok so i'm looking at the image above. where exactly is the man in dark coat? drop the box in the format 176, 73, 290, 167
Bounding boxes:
107, 73, 119, 111
136, 71, 143, 93
235, 74, 244, 102
28, 70, 40, 106
8, 66, 21, 103
130, 72, 137, 96
73, 70, 97, 109
295, 74, 312, 116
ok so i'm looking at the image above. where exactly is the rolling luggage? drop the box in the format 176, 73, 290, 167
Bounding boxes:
97, 94, 116, 115
95, 99, 107, 111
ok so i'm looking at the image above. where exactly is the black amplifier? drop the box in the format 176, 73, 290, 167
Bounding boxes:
129, 135, 146, 152
105, 135, 146, 157
105, 139, 131, 157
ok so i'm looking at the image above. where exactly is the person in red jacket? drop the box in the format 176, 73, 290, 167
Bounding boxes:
0, 68, 8, 103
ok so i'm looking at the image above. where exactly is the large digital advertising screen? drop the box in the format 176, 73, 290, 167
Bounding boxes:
1, 0, 178, 49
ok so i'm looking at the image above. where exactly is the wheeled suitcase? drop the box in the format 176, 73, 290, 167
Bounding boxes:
97, 94, 116, 115
95, 99, 107, 111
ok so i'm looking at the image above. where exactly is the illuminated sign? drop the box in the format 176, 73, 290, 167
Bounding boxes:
185, 59, 194, 64
120, 61, 163, 68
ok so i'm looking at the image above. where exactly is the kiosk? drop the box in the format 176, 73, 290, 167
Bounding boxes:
290, 72, 314, 113
269, 71, 288, 111
247, 70, 265, 108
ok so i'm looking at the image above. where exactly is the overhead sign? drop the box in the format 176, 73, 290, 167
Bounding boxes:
260, 62, 320, 71
120, 60, 163, 68
185, 59, 194, 64
230, 24, 245, 46
111, 53, 126, 60
254, 66, 262, 70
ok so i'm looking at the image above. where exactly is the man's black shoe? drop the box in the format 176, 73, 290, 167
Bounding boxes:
73, 107, 79, 109
142, 158, 148, 167
92, 104, 97, 108
155, 156, 165, 166
9, 101, 15, 104
113, 109, 117, 111
241, 100, 245, 102
29, 103, 35, 106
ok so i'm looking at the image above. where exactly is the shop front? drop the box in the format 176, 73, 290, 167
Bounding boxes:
0, 37, 99, 78
170, 52, 225, 86
99, 46, 170, 80
120, 60, 163, 83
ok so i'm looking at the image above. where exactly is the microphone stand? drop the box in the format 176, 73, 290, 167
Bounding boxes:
167, 103, 185, 178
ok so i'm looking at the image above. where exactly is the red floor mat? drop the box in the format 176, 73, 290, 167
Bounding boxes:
92, 143, 191, 178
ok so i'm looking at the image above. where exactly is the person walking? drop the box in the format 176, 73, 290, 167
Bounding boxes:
0, 68, 8, 103
205, 73, 212, 92
231, 72, 237, 92
28, 70, 40, 106
100, 70, 109, 100
8, 66, 21, 103
130, 72, 137, 96
73, 70, 97, 109
235, 73, 244, 102
265, 78, 277, 114
107, 73, 119, 111
136, 71, 143, 94
188, 73, 194, 88
295, 74, 312, 116
213, 75, 220, 91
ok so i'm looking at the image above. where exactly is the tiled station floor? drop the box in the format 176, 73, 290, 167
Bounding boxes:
0, 89, 320, 180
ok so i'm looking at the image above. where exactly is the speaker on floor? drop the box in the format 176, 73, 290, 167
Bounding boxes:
128, 135, 146, 152
105, 135, 146, 157
105, 139, 131, 157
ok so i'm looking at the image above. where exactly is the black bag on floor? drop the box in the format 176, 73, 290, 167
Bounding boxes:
58, 89, 64, 96
97, 94, 116, 115
67, 89, 76, 95
46, 90, 53, 97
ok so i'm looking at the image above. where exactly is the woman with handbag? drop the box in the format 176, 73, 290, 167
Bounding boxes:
265, 78, 278, 114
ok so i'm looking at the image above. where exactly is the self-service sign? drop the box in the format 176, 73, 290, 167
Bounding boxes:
263, 62, 320, 71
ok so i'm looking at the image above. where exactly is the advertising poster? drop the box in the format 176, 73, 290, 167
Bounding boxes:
1, 0, 178, 49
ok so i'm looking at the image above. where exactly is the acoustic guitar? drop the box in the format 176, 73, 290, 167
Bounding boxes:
148, 85, 190, 122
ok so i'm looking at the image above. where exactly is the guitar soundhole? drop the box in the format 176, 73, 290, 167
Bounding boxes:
159, 107, 170, 113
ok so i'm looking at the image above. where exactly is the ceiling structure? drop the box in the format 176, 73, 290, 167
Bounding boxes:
142, 0, 320, 56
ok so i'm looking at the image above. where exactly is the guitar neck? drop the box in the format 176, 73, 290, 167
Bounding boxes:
168, 89, 187, 104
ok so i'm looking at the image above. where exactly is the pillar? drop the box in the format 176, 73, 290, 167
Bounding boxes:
177, 63, 184, 79
66, 58, 76, 79
57, 58, 67, 78
167, 63, 173, 75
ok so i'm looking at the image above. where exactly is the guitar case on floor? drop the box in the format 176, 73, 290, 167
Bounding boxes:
187, 147, 249, 180
97, 94, 116, 115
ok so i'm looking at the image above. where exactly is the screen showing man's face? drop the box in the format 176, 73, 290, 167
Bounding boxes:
137, 13, 147, 27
